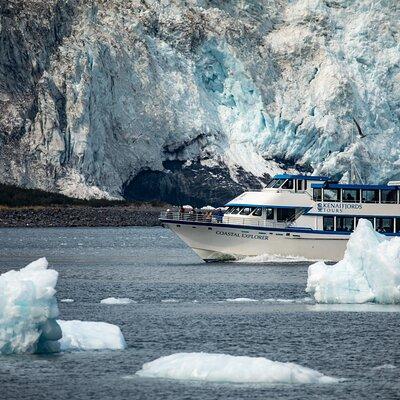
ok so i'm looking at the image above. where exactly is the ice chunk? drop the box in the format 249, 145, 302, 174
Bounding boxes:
136, 353, 338, 384
60, 298, 74, 303
0, 258, 62, 354
57, 320, 126, 351
100, 297, 135, 305
161, 299, 179, 303
225, 298, 258, 302
306, 220, 400, 304
372, 364, 396, 370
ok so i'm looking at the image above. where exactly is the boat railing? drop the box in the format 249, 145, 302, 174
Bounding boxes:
160, 211, 292, 229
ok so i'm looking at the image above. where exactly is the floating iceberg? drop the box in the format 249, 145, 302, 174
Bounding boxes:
0, 258, 62, 354
306, 220, 400, 304
57, 320, 126, 351
225, 298, 258, 302
0, 258, 127, 354
60, 298, 74, 303
136, 353, 338, 384
100, 297, 135, 305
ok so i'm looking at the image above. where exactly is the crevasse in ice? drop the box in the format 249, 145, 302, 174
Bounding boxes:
306, 219, 400, 304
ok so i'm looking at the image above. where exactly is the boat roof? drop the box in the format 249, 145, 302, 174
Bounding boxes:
273, 174, 330, 181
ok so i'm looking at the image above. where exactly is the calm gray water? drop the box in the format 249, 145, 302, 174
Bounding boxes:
0, 227, 399, 400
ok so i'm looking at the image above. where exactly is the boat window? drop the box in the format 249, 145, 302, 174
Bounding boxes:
230, 207, 241, 214
342, 189, 360, 203
266, 208, 274, 220
272, 179, 286, 188
267, 179, 277, 188
282, 179, 294, 190
240, 207, 254, 216
362, 189, 379, 203
323, 189, 340, 202
297, 180, 304, 191
396, 218, 400, 233
376, 218, 394, 233
323, 216, 334, 231
381, 189, 397, 204
277, 208, 295, 222
252, 207, 262, 217
304, 180, 308, 190
313, 188, 322, 202
226, 207, 235, 214
336, 217, 354, 232
356, 217, 375, 229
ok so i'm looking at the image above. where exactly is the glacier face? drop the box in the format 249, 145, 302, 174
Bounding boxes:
0, 0, 399, 203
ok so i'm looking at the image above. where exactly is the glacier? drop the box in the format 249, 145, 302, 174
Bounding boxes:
135, 352, 339, 384
0, 0, 399, 204
306, 219, 400, 304
0, 258, 126, 354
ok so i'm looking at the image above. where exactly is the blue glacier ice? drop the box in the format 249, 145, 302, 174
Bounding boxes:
306, 220, 400, 304
0, 258, 61, 354
0, 258, 126, 354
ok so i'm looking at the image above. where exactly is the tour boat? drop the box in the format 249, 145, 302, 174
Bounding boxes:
159, 174, 400, 262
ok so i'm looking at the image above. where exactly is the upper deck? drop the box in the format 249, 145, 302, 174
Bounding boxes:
160, 174, 400, 235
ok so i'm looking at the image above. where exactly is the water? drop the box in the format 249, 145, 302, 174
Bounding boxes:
0, 227, 399, 400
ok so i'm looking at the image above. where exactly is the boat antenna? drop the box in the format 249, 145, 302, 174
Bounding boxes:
350, 160, 364, 184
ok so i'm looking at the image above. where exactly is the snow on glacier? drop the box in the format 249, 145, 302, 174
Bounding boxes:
0, 257, 62, 354
57, 320, 126, 351
135, 352, 339, 384
306, 219, 400, 304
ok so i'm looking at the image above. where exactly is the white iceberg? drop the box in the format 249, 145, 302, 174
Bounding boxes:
0, 258, 127, 354
100, 297, 135, 305
225, 298, 258, 302
0, 258, 62, 354
57, 320, 126, 351
135, 352, 338, 384
60, 298, 74, 303
306, 220, 400, 304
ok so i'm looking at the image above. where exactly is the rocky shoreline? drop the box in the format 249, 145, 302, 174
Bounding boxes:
0, 206, 163, 228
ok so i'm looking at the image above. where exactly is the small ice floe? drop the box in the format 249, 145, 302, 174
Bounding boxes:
100, 297, 135, 305
57, 320, 126, 351
238, 254, 310, 263
161, 299, 179, 303
0, 257, 62, 354
135, 353, 339, 384
60, 298, 74, 303
225, 298, 258, 302
306, 220, 400, 304
372, 364, 397, 370
263, 297, 313, 304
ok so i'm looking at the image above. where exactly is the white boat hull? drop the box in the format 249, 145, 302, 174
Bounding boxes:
162, 220, 349, 262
